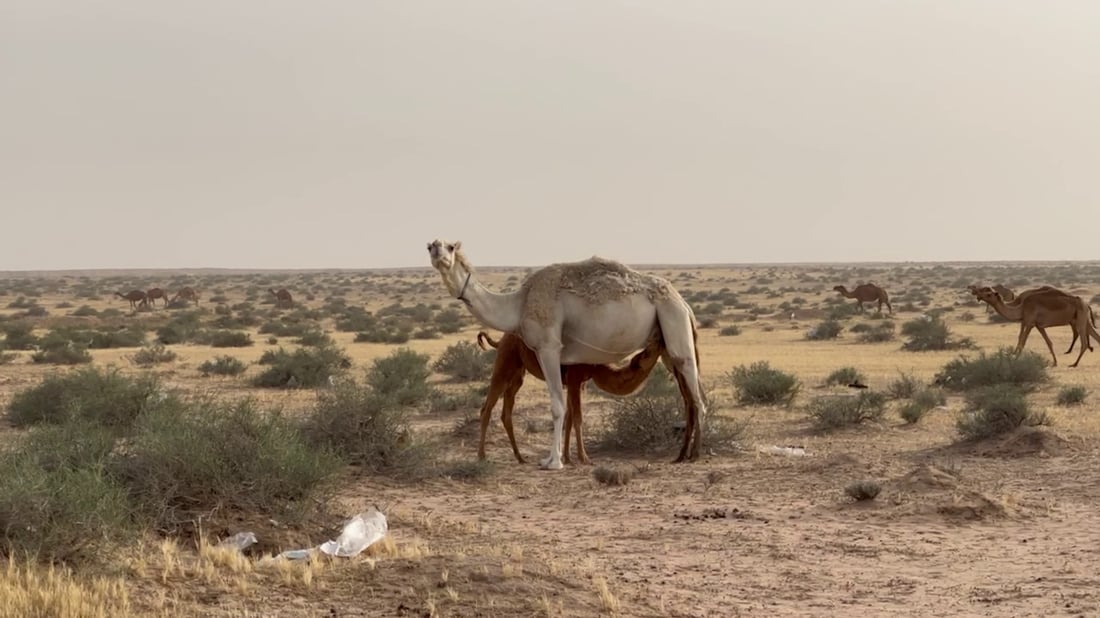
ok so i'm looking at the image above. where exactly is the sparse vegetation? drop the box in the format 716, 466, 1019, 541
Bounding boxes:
365, 347, 434, 406
901, 315, 973, 351
805, 320, 843, 341
823, 366, 865, 387
886, 371, 921, 399
8, 366, 164, 431
1056, 385, 1088, 406
729, 361, 800, 406
934, 348, 1049, 392
806, 391, 887, 430
253, 345, 351, 388
432, 341, 493, 382
844, 480, 882, 501
956, 386, 1047, 441
593, 466, 634, 486
130, 343, 177, 366
198, 355, 248, 377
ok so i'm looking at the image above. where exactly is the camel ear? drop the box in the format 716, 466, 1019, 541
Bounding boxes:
426, 242, 432, 252
453, 241, 461, 251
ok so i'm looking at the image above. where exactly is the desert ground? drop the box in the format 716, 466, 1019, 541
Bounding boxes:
1, 261, 1100, 617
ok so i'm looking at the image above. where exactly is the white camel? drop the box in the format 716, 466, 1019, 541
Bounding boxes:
427, 239, 707, 470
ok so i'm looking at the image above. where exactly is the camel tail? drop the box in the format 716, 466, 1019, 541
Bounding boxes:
477, 331, 500, 350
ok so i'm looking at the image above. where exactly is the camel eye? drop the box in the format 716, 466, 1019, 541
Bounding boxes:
446, 244, 455, 252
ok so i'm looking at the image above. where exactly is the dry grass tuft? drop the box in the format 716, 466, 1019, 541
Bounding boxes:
0, 556, 133, 618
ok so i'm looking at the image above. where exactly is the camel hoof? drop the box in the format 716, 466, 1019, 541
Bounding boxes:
539, 455, 564, 470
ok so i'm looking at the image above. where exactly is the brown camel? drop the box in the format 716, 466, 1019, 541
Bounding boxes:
973, 287, 1100, 367
115, 290, 147, 310
833, 283, 892, 314
144, 288, 168, 308
970, 285, 1094, 354
992, 284, 1015, 302
172, 287, 200, 305
269, 288, 293, 306
476, 329, 667, 465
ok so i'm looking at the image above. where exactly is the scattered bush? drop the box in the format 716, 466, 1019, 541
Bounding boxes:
116, 398, 341, 531
253, 345, 351, 388
956, 386, 1047, 441
857, 321, 896, 343
898, 389, 946, 424
886, 371, 921, 399
8, 366, 164, 431
198, 355, 248, 377
593, 466, 633, 486
70, 305, 99, 317
824, 366, 865, 387
208, 330, 253, 348
433, 309, 465, 334
1056, 385, 1088, 406
806, 391, 886, 430
934, 348, 1049, 392
901, 315, 973, 351
295, 330, 334, 348
844, 480, 882, 502
729, 361, 800, 405
130, 343, 177, 367
2, 323, 38, 350
30, 341, 92, 365
805, 320, 843, 341
365, 348, 434, 406
432, 341, 493, 382
718, 325, 741, 337
0, 352, 18, 365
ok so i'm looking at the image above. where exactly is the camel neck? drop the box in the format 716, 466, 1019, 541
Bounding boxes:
446, 265, 523, 333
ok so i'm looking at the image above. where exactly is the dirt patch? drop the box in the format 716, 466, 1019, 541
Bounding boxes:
971, 427, 1074, 459
881, 464, 1012, 523
673, 506, 767, 523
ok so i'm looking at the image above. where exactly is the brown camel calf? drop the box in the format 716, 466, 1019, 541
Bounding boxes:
476, 330, 666, 465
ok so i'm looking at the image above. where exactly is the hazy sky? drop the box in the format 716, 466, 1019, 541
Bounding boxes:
3, 1, 1099, 270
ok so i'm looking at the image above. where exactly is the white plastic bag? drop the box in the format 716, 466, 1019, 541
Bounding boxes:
319, 509, 388, 557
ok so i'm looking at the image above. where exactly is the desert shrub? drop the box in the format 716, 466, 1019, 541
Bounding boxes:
718, 325, 741, 337
116, 398, 340, 530
208, 330, 253, 348
412, 327, 441, 340
857, 321, 896, 343
70, 305, 99, 317
8, 366, 165, 431
198, 355, 248, 377
353, 326, 411, 344
886, 371, 921, 399
365, 348, 434, 406
85, 327, 145, 349
729, 361, 800, 405
898, 388, 946, 424
956, 386, 1047, 441
295, 330, 335, 348
805, 320, 843, 341
259, 319, 315, 338
823, 366, 865, 387
593, 466, 633, 486
438, 459, 495, 481
156, 313, 204, 345
22, 305, 48, 317
19, 419, 118, 474
1056, 385, 1087, 406
432, 341, 493, 382
30, 340, 92, 365
433, 309, 465, 334
130, 343, 177, 367
253, 345, 351, 388
0, 452, 132, 562
844, 480, 881, 501
0, 352, 17, 365
901, 315, 973, 351
2, 323, 38, 350
806, 392, 886, 430
933, 348, 1049, 391
430, 385, 486, 413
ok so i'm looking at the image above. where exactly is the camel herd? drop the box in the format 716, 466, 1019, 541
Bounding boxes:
425, 241, 1100, 469
114, 287, 200, 310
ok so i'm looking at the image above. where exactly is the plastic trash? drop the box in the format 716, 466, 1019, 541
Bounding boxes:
319, 509, 388, 558
759, 445, 808, 457
217, 531, 257, 551
277, 548, 312, 560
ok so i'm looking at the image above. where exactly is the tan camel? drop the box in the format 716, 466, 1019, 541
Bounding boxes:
144, 288, 168, 308
833, 284, 892, 314
269, 288, 293, 306
172, 287, 200, 305
115, 290, 147, 310
475, 329, 666, 465
970, 285, 1094, 354
973, 287, 1100, 367
428, 239, 706, 470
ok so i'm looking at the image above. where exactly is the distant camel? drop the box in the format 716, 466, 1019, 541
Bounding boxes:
833, 284, 892, 314
973, 287, 1100, 367
115, 290, 147, 310
269, 288, 293, 306
970, 285, 1095, 354
143, 288, 168, 308
476, 330, 666, 465
172, 287, 200, 306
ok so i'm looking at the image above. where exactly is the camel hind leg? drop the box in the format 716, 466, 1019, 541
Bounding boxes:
655, 299, 706, 462
500, 377, 525, 463
1035, 327, 1059, 367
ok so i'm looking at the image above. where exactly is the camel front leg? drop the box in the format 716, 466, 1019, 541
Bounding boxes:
565, 373, 591, 465
501, 378, 525, 463
476, 381, 505, 461
535, 347, 566, 471
1015, 324, 1036, 360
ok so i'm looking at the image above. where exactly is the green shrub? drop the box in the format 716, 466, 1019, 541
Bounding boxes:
806, 391, 887, 430
0, 453, 132, 562
824, 367, 865, 387
208, 330, 253, 348
295, 330, 335, 348
253, 345, 351, 388
2, 323, 38, 350
198, 355, 247, 377
366, 348, 434, 406
857, 321, 896, 343
718, 325, 742, 336
433, 309, 465, 334
30, 341, 92, 365
1056, 385, 1087, 406
729, 361, 800, 405
70, 305, 99, 317
20, 420, 118, 472
156, 313, 204, 345
806, 320, 843, 341
898, 388, 946, 424
886, 371, 921, 399
303, 379, 422, 474
8, 366, 164, 431
130, 343, 177, 367
0, 352, 17, 365
844, 480, 881, 501
933, 348, 1049, 391
115, 398, 341, 530
901, 315, 973, 351
432, 341, 493, 382
956, 386, 1047, 441
430, 385, 487, 413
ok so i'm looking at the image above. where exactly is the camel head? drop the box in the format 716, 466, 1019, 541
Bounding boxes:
973, 287, 1002, 305
832, 285, 847, 295
427, 239, 462, 272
